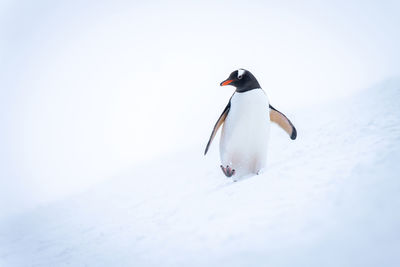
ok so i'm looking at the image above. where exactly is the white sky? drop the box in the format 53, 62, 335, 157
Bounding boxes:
1, 0, 400, 219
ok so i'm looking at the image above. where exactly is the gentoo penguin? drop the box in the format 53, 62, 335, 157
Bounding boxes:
204, 69, 297, 179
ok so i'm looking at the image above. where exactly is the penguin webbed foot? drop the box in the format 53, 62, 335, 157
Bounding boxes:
220, 165, 236, 178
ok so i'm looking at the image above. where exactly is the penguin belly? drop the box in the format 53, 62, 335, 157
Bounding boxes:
219, 89, 270, 178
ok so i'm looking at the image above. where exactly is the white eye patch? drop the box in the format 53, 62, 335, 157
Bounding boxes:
238, 69, 245, 78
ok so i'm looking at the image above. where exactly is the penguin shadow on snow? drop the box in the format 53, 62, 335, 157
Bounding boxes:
206, 170, 270, 195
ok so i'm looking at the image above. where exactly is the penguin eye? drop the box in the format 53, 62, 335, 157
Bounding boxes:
238, 75, 243, 80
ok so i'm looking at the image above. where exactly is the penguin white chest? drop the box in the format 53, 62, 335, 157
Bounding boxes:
220, 89, 270, 177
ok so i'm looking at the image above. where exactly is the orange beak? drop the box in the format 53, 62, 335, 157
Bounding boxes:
220, 79, 233, 86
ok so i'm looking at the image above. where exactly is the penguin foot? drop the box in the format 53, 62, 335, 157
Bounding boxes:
220, 165, 235, 178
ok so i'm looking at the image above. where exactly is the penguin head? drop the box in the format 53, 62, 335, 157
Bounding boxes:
220, 69, 261, 92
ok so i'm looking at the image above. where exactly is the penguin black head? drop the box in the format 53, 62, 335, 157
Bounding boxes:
220, 69, 261, 93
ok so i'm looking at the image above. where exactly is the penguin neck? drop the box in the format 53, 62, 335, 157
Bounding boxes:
235, 79, 261, 93
235, 86, 261, 93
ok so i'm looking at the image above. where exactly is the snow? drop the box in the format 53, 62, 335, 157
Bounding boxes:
1, 79, 400, 266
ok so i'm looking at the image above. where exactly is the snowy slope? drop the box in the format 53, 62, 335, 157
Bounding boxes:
1, 79, 400, 267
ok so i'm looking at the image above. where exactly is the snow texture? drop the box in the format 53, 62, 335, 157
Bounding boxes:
1, 79, 400, 267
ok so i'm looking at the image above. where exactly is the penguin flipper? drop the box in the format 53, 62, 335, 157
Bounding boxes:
269, 104, 297, 140
204, 102, 231, 155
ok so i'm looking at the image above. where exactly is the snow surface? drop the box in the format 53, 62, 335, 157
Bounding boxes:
1, 79, 400, 267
